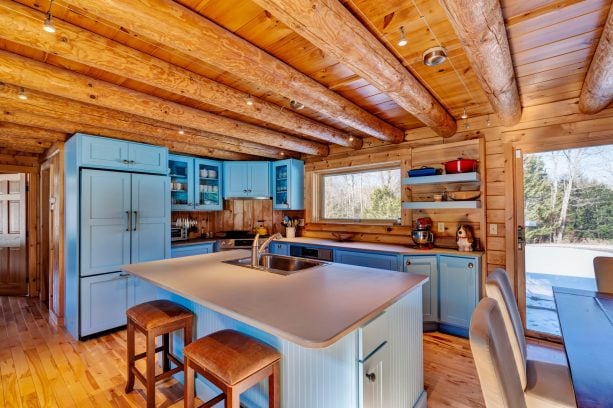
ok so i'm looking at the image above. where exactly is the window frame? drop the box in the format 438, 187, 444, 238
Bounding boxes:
312, 162, 402, 225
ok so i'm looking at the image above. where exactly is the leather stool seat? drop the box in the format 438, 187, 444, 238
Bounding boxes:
127, 299, 194, 329
125, 300, 194, 408
184, 329, 280, 408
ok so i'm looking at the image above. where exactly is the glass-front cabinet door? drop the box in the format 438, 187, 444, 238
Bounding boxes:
168, 154, 194, 211
272, 159, 304, 210
195, 159, 222, 211
274, 162, 289, 209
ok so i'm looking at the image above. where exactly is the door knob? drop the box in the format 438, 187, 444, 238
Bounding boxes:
365, 372, 376, 383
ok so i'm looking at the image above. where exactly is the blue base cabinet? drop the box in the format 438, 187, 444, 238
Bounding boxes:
334, 249, 399, 271
404, 256, 438, 323
269, 242, 289, 255
439, 255, 479, 335
171, 242, 216, 258
80, 272, 129, 337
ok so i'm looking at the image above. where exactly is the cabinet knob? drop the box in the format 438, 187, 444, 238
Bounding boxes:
468, 262, 474, 269
405, 260, 411, 266
122, 159, 130, 164
365, 372, 376, 383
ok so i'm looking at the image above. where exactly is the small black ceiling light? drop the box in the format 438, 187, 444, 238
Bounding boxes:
289, 100, 304, 110
423, 46, 448, 67
43, 0, 56, 33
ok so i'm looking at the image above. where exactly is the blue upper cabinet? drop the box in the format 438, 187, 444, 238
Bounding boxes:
272, 159, 304, 210
76, 134, 167, 174
169, 154, 195, 211
439, 255, 480, 331
194, 159, 223, 211
223, 161, 271, 198
334, 249, 399, 271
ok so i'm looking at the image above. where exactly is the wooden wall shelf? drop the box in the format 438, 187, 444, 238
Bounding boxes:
402, 172, 480, 185
402, 201, 481, 209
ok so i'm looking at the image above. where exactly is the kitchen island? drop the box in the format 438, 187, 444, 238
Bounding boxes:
122, 250, 427, 407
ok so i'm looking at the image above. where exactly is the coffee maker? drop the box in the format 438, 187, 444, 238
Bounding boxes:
412, 217, 434, 249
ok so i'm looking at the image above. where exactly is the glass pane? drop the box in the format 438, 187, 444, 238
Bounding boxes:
197, 163, 220, 206
524, 145, 612, 336
169, 159, 190, 206
275, 165, 288, 206
322, 168, 401, 220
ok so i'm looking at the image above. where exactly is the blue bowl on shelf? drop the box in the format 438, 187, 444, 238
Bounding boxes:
408, 167, 442, 177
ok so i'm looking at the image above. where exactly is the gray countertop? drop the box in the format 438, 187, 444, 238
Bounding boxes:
122, 250, 426, 348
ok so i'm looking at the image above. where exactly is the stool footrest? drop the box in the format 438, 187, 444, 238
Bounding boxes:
132, 363, 184, 386
200, 392, 226, 408
134, 345, 165, 361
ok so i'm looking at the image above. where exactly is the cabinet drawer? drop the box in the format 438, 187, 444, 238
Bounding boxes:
171, 243, 215, 258
80, 272, 129, 337
335, 249, 399, 271
359, 312, 388, 360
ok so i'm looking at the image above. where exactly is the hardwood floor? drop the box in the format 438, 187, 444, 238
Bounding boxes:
0, 296, 566, 407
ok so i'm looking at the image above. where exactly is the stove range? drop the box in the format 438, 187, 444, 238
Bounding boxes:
216, 230, 269, 250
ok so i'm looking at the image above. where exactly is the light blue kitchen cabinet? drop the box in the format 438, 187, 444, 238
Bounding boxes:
334, 249, 399, 271
77, 134, 167, 174
403, 255, 438, 323
80, 272, 129, 337
171, 242, 216, 258
269, 242, 289, 255
65, 134, 170, 340
128, 276, 158, 308
169, 154, 195, 211
223, 161, 271, 198
439, 255, 479, 335
131, 173, 170, 263
80, 169, 132, 277
272, 159, 304, 210
194, 158, 223, 211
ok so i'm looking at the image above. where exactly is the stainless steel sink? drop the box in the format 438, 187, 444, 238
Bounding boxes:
223, 254, 326, 275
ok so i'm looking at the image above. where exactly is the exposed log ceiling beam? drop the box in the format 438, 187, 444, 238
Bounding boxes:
0, 0, 360, 150
65, 0, 405, 143
251, 0, 457, 137
0, 83, 284, 160
0, 50, 328, 156
579, 4, 613, 113
440, 0, 522, 126
0, 110, 258, 161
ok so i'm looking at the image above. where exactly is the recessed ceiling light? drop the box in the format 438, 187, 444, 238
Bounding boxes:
397, 26, 408, 47
178, 127, 185, 135
18, 87, 28, 100
423, 46, 448, 67
245, 95, 254, 106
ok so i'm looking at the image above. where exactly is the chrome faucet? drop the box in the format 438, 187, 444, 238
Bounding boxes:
251, 232, 283, 268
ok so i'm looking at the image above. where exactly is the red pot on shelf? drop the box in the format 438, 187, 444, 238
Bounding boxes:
443, 158, 478, 174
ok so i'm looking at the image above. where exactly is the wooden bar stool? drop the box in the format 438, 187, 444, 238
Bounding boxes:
126, 300, 194, 408
183, 329, 281, 408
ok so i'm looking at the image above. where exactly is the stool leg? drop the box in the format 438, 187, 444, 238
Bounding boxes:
184, 356, 194, 408
146, 332, 157, 408
226, 386, 240, 408
269, 361, 280, 408
162, 332, 170, 372
125, 320, 135, 393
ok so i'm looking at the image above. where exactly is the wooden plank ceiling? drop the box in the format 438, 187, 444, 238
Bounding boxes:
0, 0, 610, 159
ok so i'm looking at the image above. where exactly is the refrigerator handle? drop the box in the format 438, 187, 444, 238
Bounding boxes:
133, 211, 138, 231
126, 211, 131, 232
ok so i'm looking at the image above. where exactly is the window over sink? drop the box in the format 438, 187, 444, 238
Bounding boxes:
316, 165, 401, 223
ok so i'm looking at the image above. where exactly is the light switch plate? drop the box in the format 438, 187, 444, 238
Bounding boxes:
489, 223, 498, 235
438, 222, 445, 233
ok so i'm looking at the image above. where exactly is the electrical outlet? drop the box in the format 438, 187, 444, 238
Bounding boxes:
438, 222, 445, 233
489, 223, 498, 235
298, 218, 305, 227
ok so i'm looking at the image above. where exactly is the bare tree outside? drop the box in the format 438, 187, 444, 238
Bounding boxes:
322, 168, 401, 221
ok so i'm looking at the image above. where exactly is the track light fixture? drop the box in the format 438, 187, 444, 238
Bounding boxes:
461, 107, 468, 120
397, 26, 408, 47
43, 0, 56, 33
289, 100, 304, 110
18, 87, 28, 100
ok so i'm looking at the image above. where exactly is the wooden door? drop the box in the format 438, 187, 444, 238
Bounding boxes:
0, 173, 28, 295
